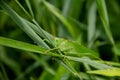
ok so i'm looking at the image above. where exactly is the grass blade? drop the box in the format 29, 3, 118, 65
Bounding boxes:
87, 68, 120, 76
0, 37, 46, 54
15, 0, 31, 18
65, 56, 112, 69
87, 1, 97, 48
43, 1, 76, 38
25, 0, 34, 18
0, 0, 49, 48
14, 0, 56, 47
0, 37, 61, 58
0, 63, 9, 80
96, 0, 119, 61
96, 0, 114, 45
62, 0, 83, 19
57, 60, 82, 80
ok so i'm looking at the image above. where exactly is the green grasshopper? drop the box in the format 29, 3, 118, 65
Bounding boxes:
46, 37, 99, 59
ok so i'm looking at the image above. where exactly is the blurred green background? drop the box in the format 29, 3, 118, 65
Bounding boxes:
0, 0, 120, 80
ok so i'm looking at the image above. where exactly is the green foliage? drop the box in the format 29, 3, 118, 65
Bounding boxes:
0, 0, 120, 80
55, 38, 99, 58
87, 68, 120, 76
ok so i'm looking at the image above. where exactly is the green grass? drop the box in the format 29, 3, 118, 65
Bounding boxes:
0, 0, 120, 80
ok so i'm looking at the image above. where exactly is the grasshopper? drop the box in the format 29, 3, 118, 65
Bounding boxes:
46, 37, 100, 59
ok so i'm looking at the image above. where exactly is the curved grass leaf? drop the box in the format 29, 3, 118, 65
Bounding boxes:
96, 61, 120, 67
14, 0, 56, 47
87, 1, 97, 48
0, 63, 9, 80
0, 0, 49, 49
96, 0, 119, 62
87, 68, 120, 76
0, 37, 59, 57
43, 1, 76, 38
25, 0, 34, 18
65, 56, 112, 69
0, 37, 46, 54
23, 19, 55, 47
62, 0, 83, 19
15, 0, 31, 18
0, 37, 68, 59
96, 0, 114, 45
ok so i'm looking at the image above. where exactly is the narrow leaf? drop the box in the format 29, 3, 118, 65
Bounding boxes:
88, 1, 97, 48
87, 68, 120, 76
0, 37, 47, 54
0, 0, 49, 48
0, 37, 61, 57
96, 0, 114, 45
65, 56, 112, 69
25, 0, 34, 18
96, 0, 119, 61
43, 1, 76, 38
